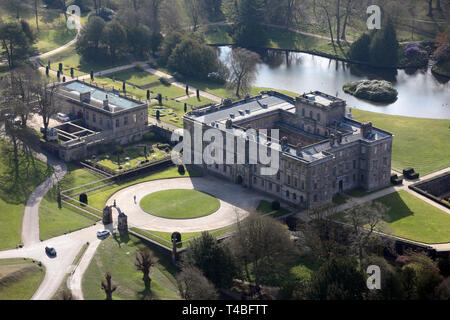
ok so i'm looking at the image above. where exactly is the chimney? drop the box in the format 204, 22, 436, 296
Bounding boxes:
361, 122, 373, 138
296, 142, 303, 153
225, 119, 233, 129
80, 91, 91, 103
330, 134, 335, 146
337, 132, 343, 144
103, 98, 109, 110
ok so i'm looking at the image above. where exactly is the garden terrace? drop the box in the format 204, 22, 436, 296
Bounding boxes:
409, 172, 450, 209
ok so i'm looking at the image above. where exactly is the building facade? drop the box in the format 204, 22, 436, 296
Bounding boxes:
183, 91, 393, 210
52, 80, 150, 161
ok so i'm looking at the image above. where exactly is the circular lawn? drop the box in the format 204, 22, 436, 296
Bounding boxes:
139, 189, 220, 219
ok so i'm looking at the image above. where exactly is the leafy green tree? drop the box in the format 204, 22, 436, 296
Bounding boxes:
167, 38, 220, 80
76, 16, 106, 60
0, 22, 35, 69
103, 20, 128, 61
306, 257, 367, 300
183, 232, 237, 289
232, 0, 267, 47
158, 31, 186, 65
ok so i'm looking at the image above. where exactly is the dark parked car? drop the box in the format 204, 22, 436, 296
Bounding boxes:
45, 246, 56, 257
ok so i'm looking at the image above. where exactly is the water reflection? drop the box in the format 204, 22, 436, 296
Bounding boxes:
218, 46, 450, 119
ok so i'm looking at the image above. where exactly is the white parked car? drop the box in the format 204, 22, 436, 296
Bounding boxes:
97, 230, 110, 239
57, 113, 71, 122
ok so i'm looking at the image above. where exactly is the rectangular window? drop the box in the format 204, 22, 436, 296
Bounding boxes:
294, 178, 298, 187
133, 114, 137, 123
92, 114, 96, 123
99, 117, 103, 125
353, 160, 356, 169
287, 176, 291, 185
361, 146, 366, 154
85, 112, 89, 121
116, 119, 120, 128
276, 185, 280, 192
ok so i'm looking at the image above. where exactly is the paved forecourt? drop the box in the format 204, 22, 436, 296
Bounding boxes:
106, 176, 269, 233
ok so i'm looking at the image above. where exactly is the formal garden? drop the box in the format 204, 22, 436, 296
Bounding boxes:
84, 139, 172, 175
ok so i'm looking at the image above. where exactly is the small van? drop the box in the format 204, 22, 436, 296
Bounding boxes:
57, 113, 70, 122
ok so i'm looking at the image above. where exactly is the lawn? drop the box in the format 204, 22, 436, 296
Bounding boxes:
375, 191, 450, 244
82, 234, 180, 300
336, 191, 450, 244
140, 189, 220, 219
0, 258, 46, 300
352, 108, 450, 175
0, 141, 53, 250
256, 200, 291, 218
43, 45, 128, 78
39, 163, 102, 241
108, 67, 160, 88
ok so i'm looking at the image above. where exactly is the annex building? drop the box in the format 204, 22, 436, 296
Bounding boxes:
184, 91, 393, 210
50, 80, 149, 161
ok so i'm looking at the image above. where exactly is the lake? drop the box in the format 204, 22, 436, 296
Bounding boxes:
218, 46, 450, 119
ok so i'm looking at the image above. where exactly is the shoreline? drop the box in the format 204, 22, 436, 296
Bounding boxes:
208, 43, 431, 71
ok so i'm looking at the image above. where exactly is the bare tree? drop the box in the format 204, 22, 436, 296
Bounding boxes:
34, 77, 59, 141
346, 201, 389, 261
227, 213, 298, 293
134, 247, 156, 289
185, 0, 204, 32
101, 272, 117, 300
160, 0, 181, 32
177, 266, 219, 300
227, 47, 261, 98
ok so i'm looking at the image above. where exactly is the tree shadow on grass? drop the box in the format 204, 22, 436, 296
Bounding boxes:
137, 279, 152, 300
112, 231, 130, 248
375, 192, 414, 223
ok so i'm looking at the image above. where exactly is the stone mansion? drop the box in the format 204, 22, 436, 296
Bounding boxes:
184, 91, 393, 210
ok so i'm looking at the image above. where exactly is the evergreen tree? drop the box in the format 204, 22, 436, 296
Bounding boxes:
369, 18, 399, 68
349, 33, 372, 63
233, 0, 267, 48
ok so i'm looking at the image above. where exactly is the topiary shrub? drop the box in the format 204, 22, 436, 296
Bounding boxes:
178, 165, 186, 175
79, 193, 88, 206
271, 201, 280, 211
171, 232, 182, 243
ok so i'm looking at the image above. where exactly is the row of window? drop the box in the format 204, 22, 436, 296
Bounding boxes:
85, 112, 144, 128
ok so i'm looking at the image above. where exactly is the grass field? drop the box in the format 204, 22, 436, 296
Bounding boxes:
352, 108, 450, 175
0, 258, 46, 300
375, 191, 450, 244
82, 235, 180, 300
39, 163, 101, 241
0, 141, 53, 250
108, 67, 160, 88
140, 189, 220, 219
336, 191, 450, 244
